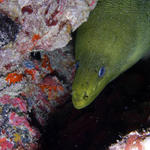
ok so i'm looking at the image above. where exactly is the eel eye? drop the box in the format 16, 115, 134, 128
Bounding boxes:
98, 66, 105, 78
75, 61, 79, 70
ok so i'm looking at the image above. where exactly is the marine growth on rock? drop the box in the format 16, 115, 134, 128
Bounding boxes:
0, 0, 97, 149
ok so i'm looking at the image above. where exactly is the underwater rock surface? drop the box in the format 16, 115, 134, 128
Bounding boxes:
0, 0, 97, 149
109, 130, 150, 150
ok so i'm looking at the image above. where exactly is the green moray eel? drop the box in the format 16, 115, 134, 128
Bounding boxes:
72, 0, 150, 109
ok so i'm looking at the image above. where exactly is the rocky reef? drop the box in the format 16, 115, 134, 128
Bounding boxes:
0, 0, 97, 149
1, 0, 150, 150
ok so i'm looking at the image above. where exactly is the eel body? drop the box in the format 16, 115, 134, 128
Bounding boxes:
72, 0, 150, 109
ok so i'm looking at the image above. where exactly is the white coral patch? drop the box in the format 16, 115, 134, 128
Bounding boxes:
142, 137, 150, 150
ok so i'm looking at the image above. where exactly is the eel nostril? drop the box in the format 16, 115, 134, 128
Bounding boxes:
83, 92, 88, 99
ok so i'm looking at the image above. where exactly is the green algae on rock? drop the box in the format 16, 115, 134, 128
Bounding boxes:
72, 0, 150, 109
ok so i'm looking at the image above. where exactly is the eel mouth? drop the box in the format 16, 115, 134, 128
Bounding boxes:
72, 90, 89, 109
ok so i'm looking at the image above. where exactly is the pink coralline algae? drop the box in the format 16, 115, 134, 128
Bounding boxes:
0, 138, 13, 150
109, 131, 150, 150
0, 95, 27, 113
0, 95, 40, 149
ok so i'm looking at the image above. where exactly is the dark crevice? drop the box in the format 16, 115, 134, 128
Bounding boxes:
0, 12, 20, 48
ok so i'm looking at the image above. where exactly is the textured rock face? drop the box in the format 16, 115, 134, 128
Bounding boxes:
0, 0, 97, 149
0, 0, 96, 52
0, 0, 97, 72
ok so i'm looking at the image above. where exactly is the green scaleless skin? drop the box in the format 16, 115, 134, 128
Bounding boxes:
72, 0, 150, 109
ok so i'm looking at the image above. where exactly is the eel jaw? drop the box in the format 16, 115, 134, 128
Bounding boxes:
72, 78, 107, 109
